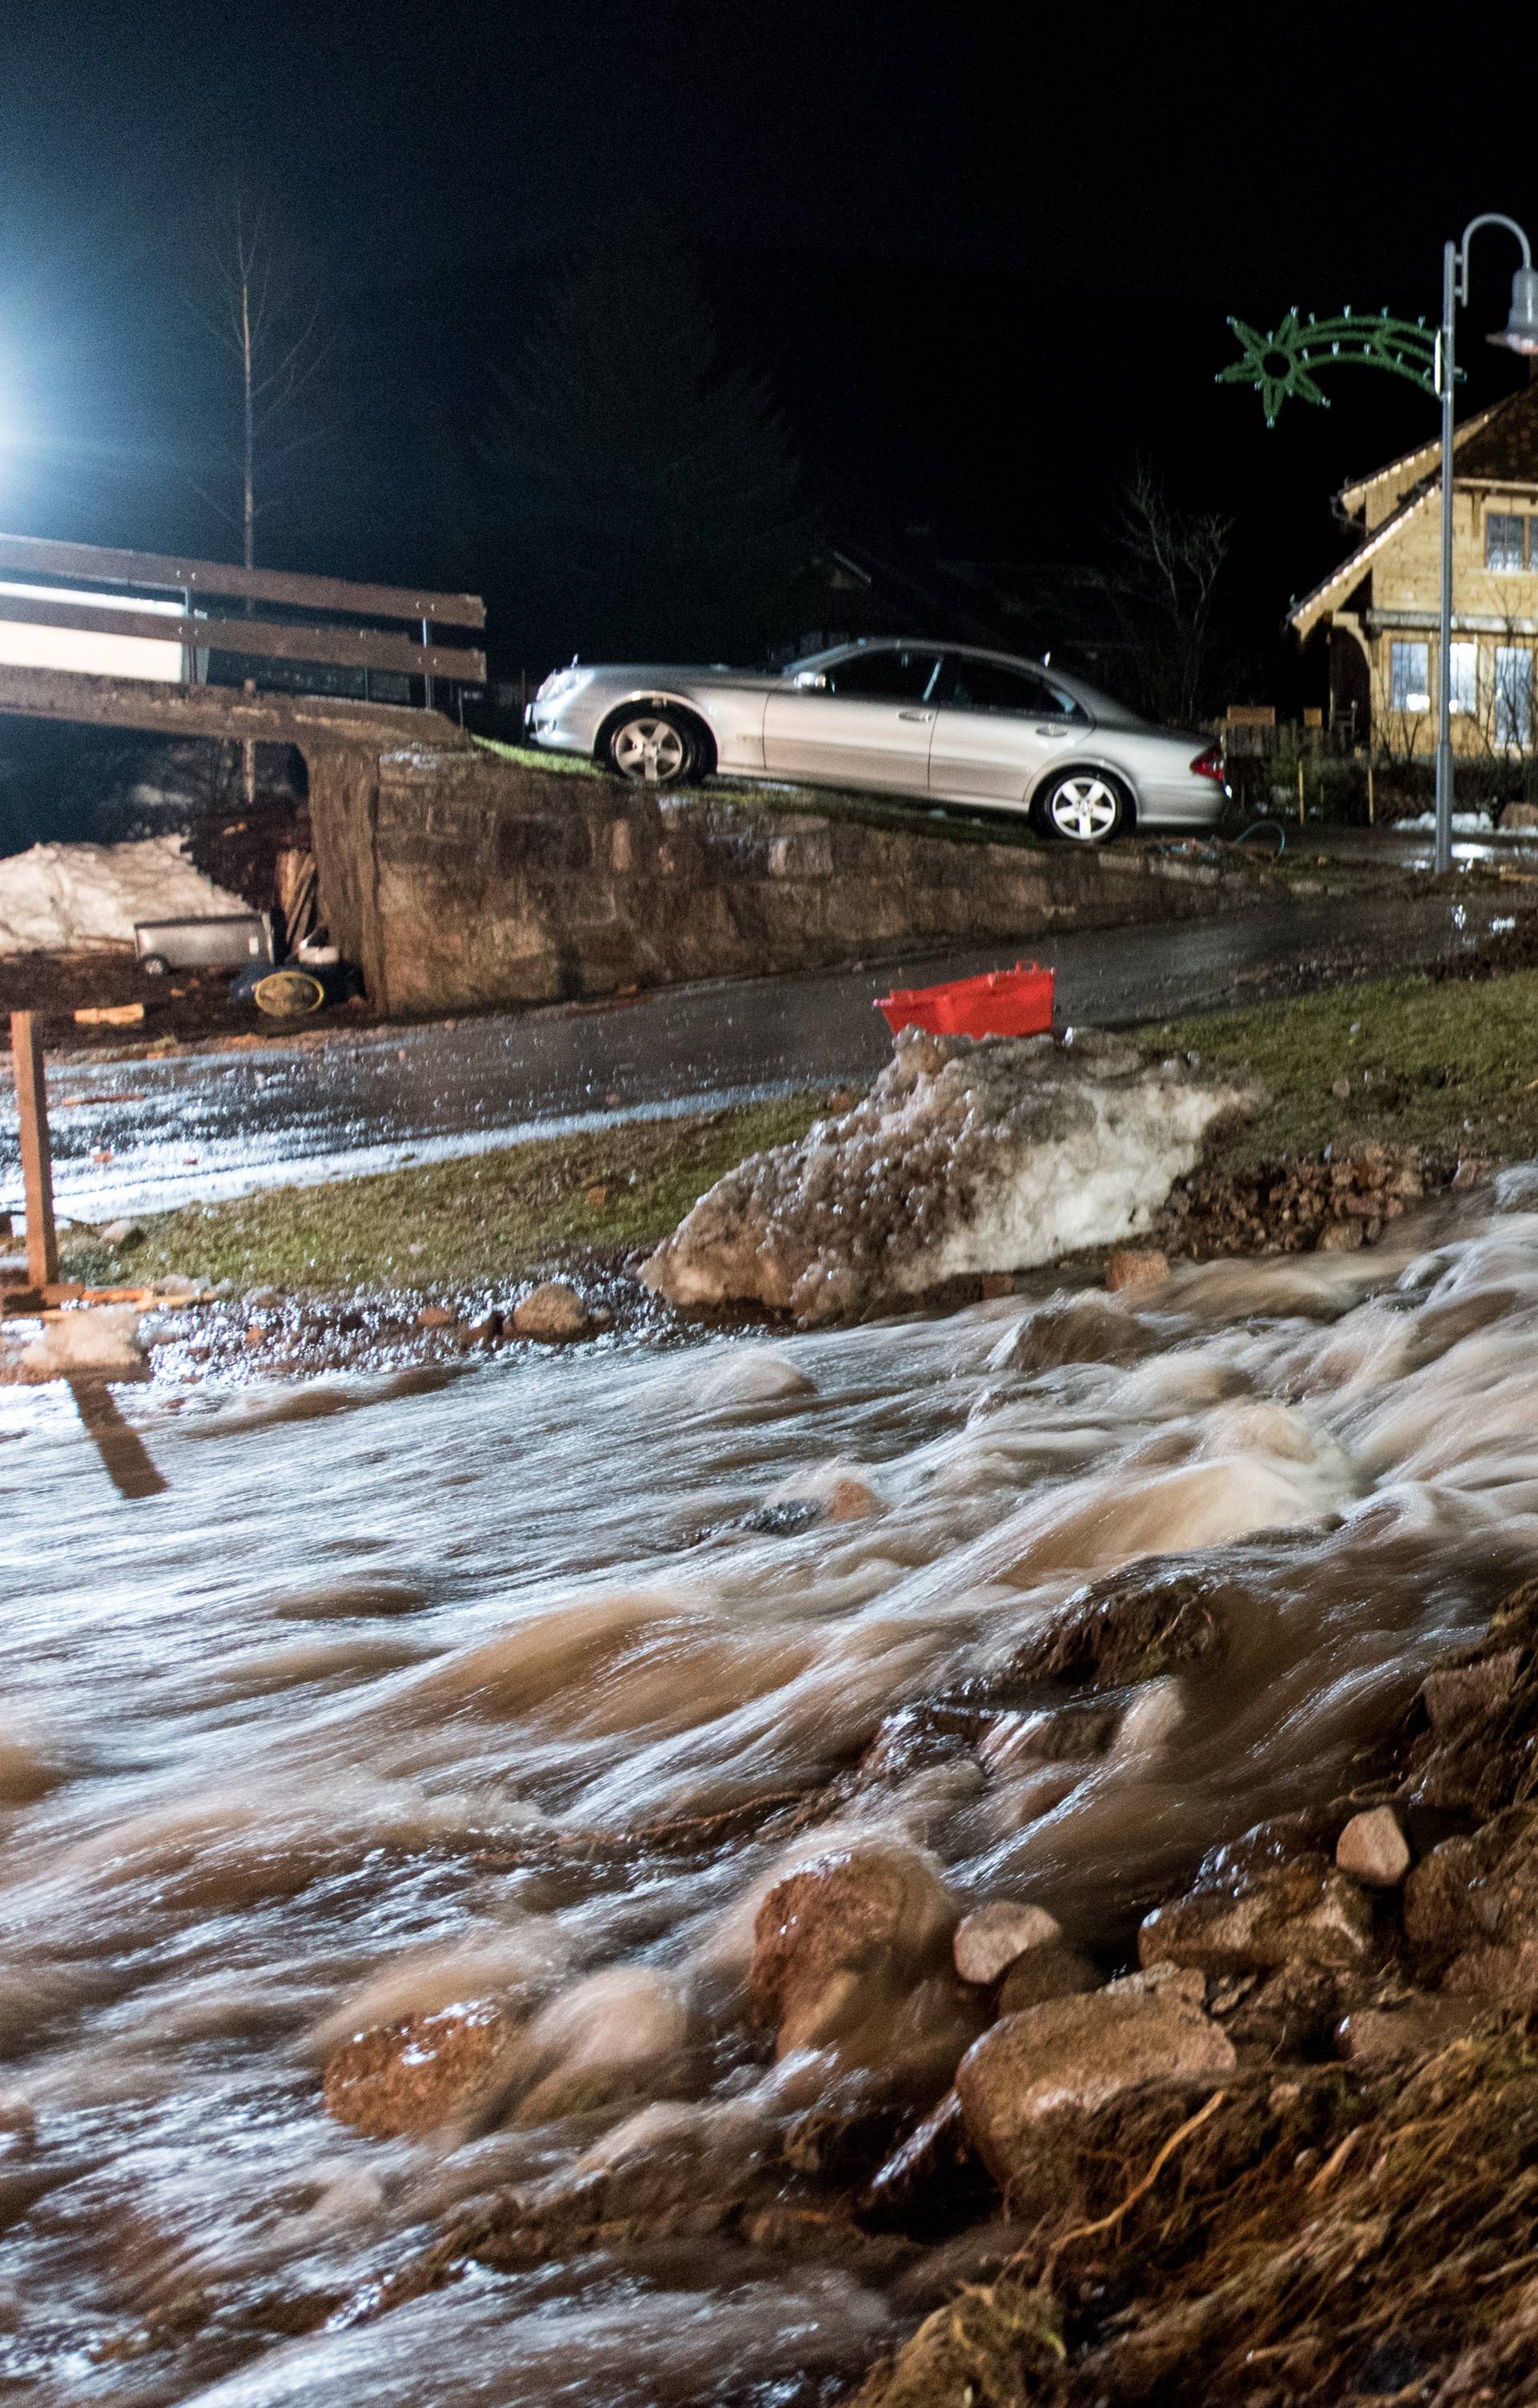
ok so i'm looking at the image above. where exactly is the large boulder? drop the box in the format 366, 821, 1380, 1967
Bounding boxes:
642, 1025, 1262, 1324
955, 1986, 1236, 2194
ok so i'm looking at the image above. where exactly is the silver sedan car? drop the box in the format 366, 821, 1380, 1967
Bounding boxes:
525, 638, 1228, 844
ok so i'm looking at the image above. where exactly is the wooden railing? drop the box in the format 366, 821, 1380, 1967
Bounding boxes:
0, 534, 486, 695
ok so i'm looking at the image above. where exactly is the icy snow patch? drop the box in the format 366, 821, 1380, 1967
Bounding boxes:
643, 1025, 1263, 1324
0, 836, 250, 954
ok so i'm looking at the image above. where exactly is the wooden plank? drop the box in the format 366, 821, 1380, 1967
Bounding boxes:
10, 1011, 58, 1289
0, 661, 466, 748
0, 532, 485, 630
0, 592, 485, 683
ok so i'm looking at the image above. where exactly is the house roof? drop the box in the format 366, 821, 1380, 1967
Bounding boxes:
1296, 381, 1538, 641
1289, 484, 1436, 639
1339, 379, 1538, 511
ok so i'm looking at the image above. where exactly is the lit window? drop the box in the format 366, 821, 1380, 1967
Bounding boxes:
1487, 513, 1526, 571
1495, 646, 1533, 748
1390, 641, 1431, 711
1449, 642, 1478, 715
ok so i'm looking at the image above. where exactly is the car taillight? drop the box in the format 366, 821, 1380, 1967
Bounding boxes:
1190, 744, 1226, 783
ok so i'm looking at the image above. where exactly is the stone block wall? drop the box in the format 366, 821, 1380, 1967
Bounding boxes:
316, 743, 1276, 1020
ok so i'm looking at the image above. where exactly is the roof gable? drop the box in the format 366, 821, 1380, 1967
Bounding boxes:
1339, 381, 1538, 513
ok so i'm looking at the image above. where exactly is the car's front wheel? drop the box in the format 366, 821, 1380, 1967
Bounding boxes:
1037, 768, 1130, 845
602, 706, 699, 787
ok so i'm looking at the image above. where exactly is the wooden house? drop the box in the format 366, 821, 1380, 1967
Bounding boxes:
1290, 379, 1538, 754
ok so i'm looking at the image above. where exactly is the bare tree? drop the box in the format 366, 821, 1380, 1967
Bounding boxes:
191, 184, 328, 800
1097, 467, 1234, 727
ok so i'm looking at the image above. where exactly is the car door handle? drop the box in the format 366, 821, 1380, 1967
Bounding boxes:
1035, 724, 1068, 738
898, 709, 934, 722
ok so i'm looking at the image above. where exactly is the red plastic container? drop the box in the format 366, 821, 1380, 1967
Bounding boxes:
875, 960, 1055, 1041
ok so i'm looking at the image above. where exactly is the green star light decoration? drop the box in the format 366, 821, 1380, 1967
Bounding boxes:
1218, 307, 1455, 423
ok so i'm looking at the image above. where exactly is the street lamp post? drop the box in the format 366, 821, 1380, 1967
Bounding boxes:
1435, 217, 1538, 876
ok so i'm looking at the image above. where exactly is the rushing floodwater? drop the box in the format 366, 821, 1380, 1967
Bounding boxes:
4, 1186, 1538, 2402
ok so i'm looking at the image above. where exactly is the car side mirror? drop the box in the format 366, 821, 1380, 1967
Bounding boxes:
794, 670, 828, 690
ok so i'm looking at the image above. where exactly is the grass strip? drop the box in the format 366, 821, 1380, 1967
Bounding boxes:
60, 1094, 823, 1298
1156, 964, 1538, 1166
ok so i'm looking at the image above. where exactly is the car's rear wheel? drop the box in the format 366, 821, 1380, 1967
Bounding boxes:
1038, 768, 1130, 845
602, 706, 699, 787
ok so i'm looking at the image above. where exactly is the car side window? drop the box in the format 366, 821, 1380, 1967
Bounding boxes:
821, 647, 942, 703
940, 656, 1086, 719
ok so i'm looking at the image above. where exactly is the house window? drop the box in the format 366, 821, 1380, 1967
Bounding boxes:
1495, 646, 1533, 748
1487, 512, 1526, 571
1449, 642, 1478, 715
1390, 640, 1431, 711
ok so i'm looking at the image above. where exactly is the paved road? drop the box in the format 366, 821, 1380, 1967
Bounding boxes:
0, 889, 1510, 1222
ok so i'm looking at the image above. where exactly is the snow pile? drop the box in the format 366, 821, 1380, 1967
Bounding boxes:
0, 837, 250, 954
642, 1025, 1264, 1324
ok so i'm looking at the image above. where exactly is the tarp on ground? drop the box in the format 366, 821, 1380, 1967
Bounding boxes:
0, 837, 250, 954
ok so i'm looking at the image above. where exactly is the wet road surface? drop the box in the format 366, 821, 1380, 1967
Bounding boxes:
0, 889, 1514, 1221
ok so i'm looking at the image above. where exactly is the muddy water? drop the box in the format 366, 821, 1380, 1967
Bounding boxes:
4, 1190, 1538, 2402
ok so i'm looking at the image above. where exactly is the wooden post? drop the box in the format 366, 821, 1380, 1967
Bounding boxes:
10, 1010, 58, 1289
1367, 753, 1375, 824
1298, 758, 1306, 825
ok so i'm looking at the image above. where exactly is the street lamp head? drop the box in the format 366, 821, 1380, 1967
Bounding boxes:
1489, 266, 1538, 356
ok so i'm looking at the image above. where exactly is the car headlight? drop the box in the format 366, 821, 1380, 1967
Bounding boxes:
534, 665, 586, 704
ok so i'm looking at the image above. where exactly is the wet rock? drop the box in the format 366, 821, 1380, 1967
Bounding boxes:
1211, 1959, 1355, 2059
1336, 1995, 1485, 2064
824, 1476, 880, 1522
511, 1282, 591, 1343
323, 2001, 511, 2137
1138, 1857, 1376, 1979
1315, 1218, 1365, 1253
955, 1987, 1236, 2194
989, 1294, 1157, 1372
1105, 1246, 1169, 1295
642, 1025, 1262, 1324
505, 1965, 696, 2125
996, 1942, 1099, 2016
1403, 1806, 1538, 2002
983, 1560, 1231, 1693
1336, 1805, 1411, 1889
749, 1842, 962, 2080
691, 1348, 815, 1406
953, 1901, 1062, 1987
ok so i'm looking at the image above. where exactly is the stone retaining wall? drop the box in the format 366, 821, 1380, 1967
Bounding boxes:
316, 743, 1279, 1020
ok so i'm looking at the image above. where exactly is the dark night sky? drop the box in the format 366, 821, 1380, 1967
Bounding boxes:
2, 4, 1536, 674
